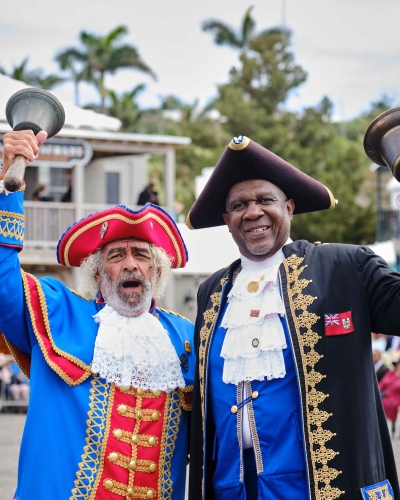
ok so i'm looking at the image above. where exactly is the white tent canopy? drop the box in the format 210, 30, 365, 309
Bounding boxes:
0, 74, 121, 132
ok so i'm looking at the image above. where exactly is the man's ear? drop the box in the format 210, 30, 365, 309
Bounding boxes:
156, 266, 162, 282
287, 199, 295, 219
94, 268, 101, 287
222, 213, 231, 232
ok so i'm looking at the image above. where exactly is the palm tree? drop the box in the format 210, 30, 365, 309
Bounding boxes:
0, 57, 64, 90
107, 84, 146, 131
57, 25, 156, 113
202, 6, 256, 52
55, 49, 89, 106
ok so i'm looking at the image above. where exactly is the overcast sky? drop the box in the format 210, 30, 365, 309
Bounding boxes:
1, 0, 400, 120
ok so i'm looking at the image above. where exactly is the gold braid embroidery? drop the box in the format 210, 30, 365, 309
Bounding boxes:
158, 389, 182, 498
0, 210, 24, 242
2, 334, 30, 378
70, 376, 111, 499
179, 385, 193, 411
283, 255, 344, 500
21, 271, 92, 386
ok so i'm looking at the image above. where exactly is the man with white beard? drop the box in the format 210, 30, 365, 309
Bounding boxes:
0, 130, 194, 500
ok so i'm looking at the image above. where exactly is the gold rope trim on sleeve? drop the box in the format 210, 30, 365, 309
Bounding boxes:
2, 334, 30, 378
63, 213, 182, 268
21, 270, 92, 386
283, 254, 344, 500
0, 210, 24, 242
186, 210, 194, 230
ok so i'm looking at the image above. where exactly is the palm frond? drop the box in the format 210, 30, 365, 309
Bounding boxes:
241, 6, 256, 45
201, 20, 241, 48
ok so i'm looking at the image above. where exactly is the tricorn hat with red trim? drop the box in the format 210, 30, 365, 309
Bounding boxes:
57, 203, 188, 268
186, 136, 336, 230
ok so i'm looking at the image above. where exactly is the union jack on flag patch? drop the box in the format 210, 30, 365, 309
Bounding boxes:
325, 314, 340, 326
324, 310, 354, 336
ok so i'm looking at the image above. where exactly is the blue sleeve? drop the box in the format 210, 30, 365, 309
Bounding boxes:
0, 189, 33, 353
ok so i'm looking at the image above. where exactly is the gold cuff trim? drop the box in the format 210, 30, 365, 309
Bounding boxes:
0, 210, 24, 242
2, 335, 30, 378
228, 136, 250, 151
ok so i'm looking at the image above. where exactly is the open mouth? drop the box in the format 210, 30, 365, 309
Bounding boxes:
121, 280, 142, 289
246, 225, 271, 234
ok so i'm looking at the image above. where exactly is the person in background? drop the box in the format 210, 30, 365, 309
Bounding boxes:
379, 361, 400, 438
374, 349, 389, 382
137, 182, 159, 205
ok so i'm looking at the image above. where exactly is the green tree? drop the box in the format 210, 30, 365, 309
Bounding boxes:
107, 84, 146, 131
202, 6, 256, 52
55, 49, 89, 106
57, 25, 156, 113
0, 57, 64, 90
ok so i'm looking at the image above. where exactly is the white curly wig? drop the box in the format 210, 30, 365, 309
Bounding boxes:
78, 244, 172, 300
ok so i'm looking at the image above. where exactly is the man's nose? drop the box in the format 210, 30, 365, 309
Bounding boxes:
123, 254, 138, 271
244, 201, 264, 219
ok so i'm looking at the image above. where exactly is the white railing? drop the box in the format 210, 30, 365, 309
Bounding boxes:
24, 201, 144, 248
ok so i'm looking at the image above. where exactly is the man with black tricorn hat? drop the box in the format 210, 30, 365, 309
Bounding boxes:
187, 135, 400, 500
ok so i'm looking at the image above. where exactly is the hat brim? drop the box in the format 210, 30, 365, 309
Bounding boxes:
187, 138, 335, 230
57, 203, 188, 268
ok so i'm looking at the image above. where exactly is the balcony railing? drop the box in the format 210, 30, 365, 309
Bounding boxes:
24, 201, 142, 248
379, 210, 400, 241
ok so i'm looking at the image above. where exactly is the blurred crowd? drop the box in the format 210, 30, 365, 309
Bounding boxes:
0, 353, 29, 413
373, 333, 400, 438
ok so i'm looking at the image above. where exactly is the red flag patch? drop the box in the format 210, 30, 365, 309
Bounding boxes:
324, 311, 354, 336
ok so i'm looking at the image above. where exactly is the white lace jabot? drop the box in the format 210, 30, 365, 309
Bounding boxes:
91, 305, 186, 392
220, 244, 290, 385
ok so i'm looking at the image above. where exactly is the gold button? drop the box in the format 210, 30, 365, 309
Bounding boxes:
151, 411, 160, 421
146, 490, 155, 499
231, 405, 238, 414
154, 390, 162, 397
252, 391, 259, 399
108, 452, 118, 463
148, 436, 157, 446
149, 463, 157, 473
113, 429, 123, 439
128, 460, 137, 470
127, 487, 134, 497
104, 479, 114, 490
131, 434, 139, 444
137, 387, 144, 396
118, 404, 127, 414
184, 340, 191, 352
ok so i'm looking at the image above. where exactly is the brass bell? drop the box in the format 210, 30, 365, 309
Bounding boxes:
364, 107, 400, 181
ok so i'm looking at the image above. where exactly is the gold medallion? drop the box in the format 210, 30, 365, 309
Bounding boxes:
247, 275, 264, 293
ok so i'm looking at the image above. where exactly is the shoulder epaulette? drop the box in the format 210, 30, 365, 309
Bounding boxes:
157, 307, 191, 322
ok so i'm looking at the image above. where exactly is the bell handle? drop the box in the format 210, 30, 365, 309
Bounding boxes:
3, 155, 27, 192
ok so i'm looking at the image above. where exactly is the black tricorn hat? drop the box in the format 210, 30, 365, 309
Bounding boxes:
186, 136, 336, 229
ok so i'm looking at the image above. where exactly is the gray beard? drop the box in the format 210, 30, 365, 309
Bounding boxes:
99, 269, 156, 317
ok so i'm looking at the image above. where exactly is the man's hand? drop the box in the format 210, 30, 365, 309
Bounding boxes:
0, 130, 48, 181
